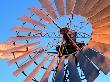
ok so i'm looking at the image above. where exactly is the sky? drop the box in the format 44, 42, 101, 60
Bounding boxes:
0, 0, 110, 82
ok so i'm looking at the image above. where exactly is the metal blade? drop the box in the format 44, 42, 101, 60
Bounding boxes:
4, 42, 40, 54
92, 16, 110, 28
0, 52, 25, 60
13, 26, 42, 34
55, 56, 65, 82
91, 34, 110, 44
66, 0, 75, 15
68, 55, 81, 82
74, 0, 87, 15
28, 7, 52, 23
8, 47, 42, 65
88, 41, 110, 58
77, 52, 99, 82
93, 25, 110, 34
8, 36, 41, 42
83, 48, 110, 74
18, 16, 46, 28
0, 43, 35, 59
13, 52, 43, 76
40, 56, 58, 82
0, 43, 32, 51
89, 5, 110, 23
81, 0, 99, 16
24, 55, 50, 82
86, 0, 110, 18
39, 0, 57, 20
54, 0, 64, 16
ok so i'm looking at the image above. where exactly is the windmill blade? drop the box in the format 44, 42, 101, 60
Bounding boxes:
0, 43, 33, 51
13, 26, 42, 34
88, 41, 110, 58
92, 16, 110, 28
4, 42, 40, 54
8, 47, 43, 65
0, 43, 35, 59
77, 52, 99, 82
13, 52, 44, 76
66, 0, 75, 15
88, 5, 110, 23
74, 0, 87, 15
28, 7, 52, 23
0, 52, 25, 60
8, 36, 41, 42
68, 55, 81, 82
83, 48, 110, 74
91, 34, 110, 44
40, 56, 58, 82
93, 25, 110, 34
24, 54, 50, 82
18, 16, 46, 28
80, 0, 99, 16
85, 0, 110, 18
39, 0, 57, 20
54, 0, 64, 16
55, 56, 65, 82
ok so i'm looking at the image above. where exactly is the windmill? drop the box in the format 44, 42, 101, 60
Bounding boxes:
2, 0, 110, 82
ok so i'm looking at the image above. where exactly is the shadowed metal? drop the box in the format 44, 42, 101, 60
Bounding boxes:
77, 52, 99, 82
68, 55, 81, 82
83, 48, 110, 74
55, 56, 65, 82
88, 41, 110, 58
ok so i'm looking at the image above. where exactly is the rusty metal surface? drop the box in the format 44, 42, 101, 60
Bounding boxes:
81, 0, 99, 17
40, 0, 57, 20
88, 5, 110, 23
24, 55, 50, 82
66, 0, 75, 15
85, 0, 110, 18
13, 52, 43, 76
19, 16, 46, 28
28, 7, 52, 23
83, 48, 110, 74
91, 34, 110, 44
74, 0, 87, 15
13, 26, 42, 34
88, 41, 110, 58
93, 25, 110, 34
68, 55, 81, 82
92, 16, 110, 28
8, 47, 42, 65
77, 52, 99, 82
54, 0, 64, 16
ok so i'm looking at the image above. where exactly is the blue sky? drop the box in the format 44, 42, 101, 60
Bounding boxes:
0, 0, 110, 82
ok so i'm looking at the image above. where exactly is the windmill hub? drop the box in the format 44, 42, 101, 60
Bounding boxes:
57, 28, 85, 57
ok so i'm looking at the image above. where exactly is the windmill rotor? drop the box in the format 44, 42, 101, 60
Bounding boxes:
2, 0, 110, 82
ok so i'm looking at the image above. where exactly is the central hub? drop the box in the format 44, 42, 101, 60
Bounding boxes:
56, 28, 85, 57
